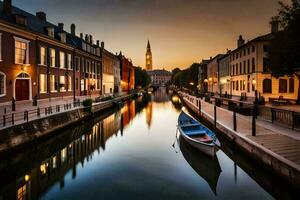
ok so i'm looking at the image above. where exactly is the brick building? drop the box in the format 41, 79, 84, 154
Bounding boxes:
119, 52, 134, 92
0, 0, 127, 104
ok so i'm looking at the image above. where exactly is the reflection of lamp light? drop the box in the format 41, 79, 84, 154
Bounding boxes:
220, 79, 227, 84
33, 82, 37, 86
204, 79, 208, 83
208, 77, 212, 82
252, 79, 256, 84
189, 82, 194, 86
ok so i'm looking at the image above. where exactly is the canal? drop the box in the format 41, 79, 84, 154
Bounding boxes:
0, 88, 298, 200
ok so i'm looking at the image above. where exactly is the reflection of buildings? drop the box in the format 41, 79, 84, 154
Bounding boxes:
152, 87, 170, 103
147, 69, 172, 87
0, 95, 154, 200
146, 102, 153, 127
121, 101, 136, 128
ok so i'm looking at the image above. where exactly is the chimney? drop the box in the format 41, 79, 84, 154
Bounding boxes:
237, 35, 245, 48
85, 34, 89, 42
3, 0, 12, 15
89, 35, 93, 44
271, 20, 279, 33
58, 23, 64, 31
71, 24, 76, 35
36, 12, 46, 21
80, 33, 83, 39
96, 40, 100, 47
101, 41, 104, 49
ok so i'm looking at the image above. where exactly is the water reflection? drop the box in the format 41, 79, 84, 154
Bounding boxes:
179, 137, 221, 195
0, 88, 298, 200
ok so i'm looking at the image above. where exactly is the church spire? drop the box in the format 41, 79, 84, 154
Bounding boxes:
145, 40, 153, 70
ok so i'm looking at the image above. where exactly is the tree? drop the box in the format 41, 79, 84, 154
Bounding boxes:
269, 0, 300, 103
134, 67, 151, 88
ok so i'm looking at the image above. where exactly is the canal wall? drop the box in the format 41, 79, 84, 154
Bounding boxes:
0, 93, 135, 155
176, 91, 300, 188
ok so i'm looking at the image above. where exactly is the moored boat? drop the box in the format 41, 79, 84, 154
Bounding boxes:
177, 111, 219, 156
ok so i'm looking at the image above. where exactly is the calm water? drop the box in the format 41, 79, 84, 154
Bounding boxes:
0, 88, 298, 200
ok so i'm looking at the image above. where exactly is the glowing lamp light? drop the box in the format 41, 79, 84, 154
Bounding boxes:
208, 77, 213, 82
25, 174, 30, 182
204, 79, 208, 83
252, 79, 256, 84
181, 106, 186, 111
220, 79, 227, 84
189, 82, 194, 86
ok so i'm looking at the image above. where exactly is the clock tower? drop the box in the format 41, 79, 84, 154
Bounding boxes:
145, 40, 152, 70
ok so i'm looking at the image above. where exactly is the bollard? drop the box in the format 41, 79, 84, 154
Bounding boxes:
3, 115, 6, 126
45, 107, 48, 115
252, 106, 256, 136
233, 109, 237, 131
26, 111, 29, 122
199, 99, 202, 114
12, 113, 14, 125
271, 108, 274, 123
24, 111, 26, 121
37, 108, 40, 117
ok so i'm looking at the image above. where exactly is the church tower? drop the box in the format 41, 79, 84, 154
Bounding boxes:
145, 40, 153, 70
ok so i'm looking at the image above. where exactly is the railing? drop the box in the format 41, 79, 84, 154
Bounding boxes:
258, 106, 300, 130
0, 100, 81, 129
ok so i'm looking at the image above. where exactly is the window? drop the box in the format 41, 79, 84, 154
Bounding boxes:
243, 61, 246, 74
239, 63, 242, 74
263, 58, 271, 72
232, 81, 235, 90
247, 59, 250, 74
263, 79, 272, 93
240, 80, 243, 91
252, 79, 256, 91
236, 64, 238, 75
289, 78, 295, 93
47, 27, 54, 37
67, 54, 72, 69
81, 79, 85, 91
0, 72, 5, 96
15, 38, 29, 64
50, 75, 57, 92
236, 80, 239, 90
252, 58, 255, 72
40, 74, 47, 93
59, 76, 65, 91
252, 45, 255, 52
75, 57, 80, 71
17, 184, 27, 200
97, 79, 101, 90
50, 49, 56, 67
68, 76, 72, 91
279, 79, 287, 93
60, 51, 65, 68
247, 48, 250, 55
40, 46, 47, 65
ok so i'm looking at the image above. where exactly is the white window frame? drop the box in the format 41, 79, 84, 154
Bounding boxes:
50, 75, 57, 92
50, 48, 56, 67
39, 46, 47, 66
39, 74, 47, 94
59, 75, 66, 92
14, 36, 30, 65
67, 53, 72, 69
60, 51, 65, 68
0, 72, 6, 97
68, 76, 72, 91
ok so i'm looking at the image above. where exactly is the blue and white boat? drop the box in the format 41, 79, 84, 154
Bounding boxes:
178, 111, 219, 156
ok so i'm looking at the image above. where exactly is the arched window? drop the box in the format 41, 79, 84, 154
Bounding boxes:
0, 72, 5, 96
17, 72, 30, 78
263, 79, 272, 93
279, 79, 287, 93
289, 78, 295, 93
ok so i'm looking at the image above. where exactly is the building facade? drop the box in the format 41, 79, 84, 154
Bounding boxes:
228, 28, 299, 101
0, 0, 135, 104
102, 45, 117, 95
207, 54, 224, 94
119, 53, 135, 92
145, 40, 152, 71
198, 60, 209, 93
147, 69, 171, 86
218, 53, 231, 95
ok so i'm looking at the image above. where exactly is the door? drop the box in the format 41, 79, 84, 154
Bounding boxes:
16, 79, 29, 101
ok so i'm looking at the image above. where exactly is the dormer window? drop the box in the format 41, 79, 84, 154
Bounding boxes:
47, 27, 55, 38
15, 15, 27, 26
60, 33, 66, 43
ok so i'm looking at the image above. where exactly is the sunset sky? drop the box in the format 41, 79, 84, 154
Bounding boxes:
14, 0, 289, 70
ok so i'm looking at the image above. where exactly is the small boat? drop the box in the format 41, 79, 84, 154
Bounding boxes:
177, 111, 219, 156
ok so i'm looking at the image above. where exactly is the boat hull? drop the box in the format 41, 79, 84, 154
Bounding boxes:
180, 130, 217, 157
